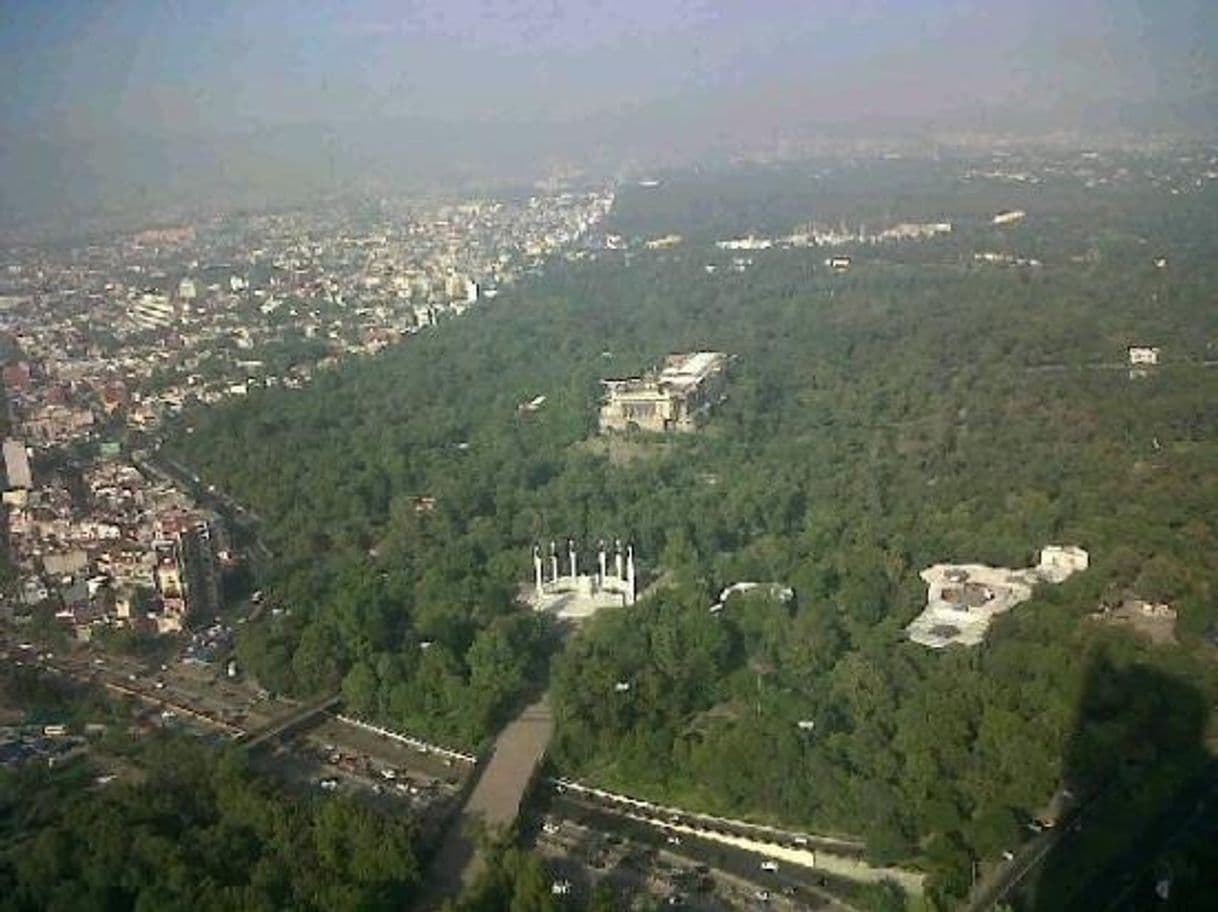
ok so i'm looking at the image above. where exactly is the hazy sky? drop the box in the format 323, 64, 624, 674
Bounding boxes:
1, 1, 1216, 227
4, 0, 1215, 134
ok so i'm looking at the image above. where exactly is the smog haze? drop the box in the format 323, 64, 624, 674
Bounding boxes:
2, 0, 1216, 228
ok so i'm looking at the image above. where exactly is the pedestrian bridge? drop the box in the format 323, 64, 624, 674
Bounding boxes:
423, 695, 555, 906
361, 712, 924, 900
239, 693, 341, 749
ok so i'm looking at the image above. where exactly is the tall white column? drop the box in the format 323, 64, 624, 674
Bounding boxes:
626, 544, 636, 604
533, 545, 543, 592
597, 541, 607, 583
568, 539, 577, 580
549, 541, 559, 583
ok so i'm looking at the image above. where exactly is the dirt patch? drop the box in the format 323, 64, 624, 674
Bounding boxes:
1089, 600, 1177, 646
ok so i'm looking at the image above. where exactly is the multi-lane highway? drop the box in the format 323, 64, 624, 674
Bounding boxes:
551, 777, 865, 857
545, 792, 866, 911
5, 630, 912, 911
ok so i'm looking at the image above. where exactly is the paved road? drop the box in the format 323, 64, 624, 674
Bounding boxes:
966, 766, 1218, 912
1072, 764, 1218, 912
1025, 360, 1218, 375
549, 795, 860, 911
463, 696, 554, 829
552, 778, 864, 856
133, 448, 271, 560
422, 694, 555, 905
964, 821, 1073, 912
6, 635, 469, 824
537, 815, 816, 911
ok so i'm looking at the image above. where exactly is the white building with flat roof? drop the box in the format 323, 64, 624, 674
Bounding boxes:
1038, 545, 1089, 582
906, 545, 1089, 649
992, 209, 1026, 225
1128, 346, 1160, 366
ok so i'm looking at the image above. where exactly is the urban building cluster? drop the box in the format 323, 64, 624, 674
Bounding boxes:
0, 188, 612, 434
3, 440, 226, 638
0, 187, 614, 639
714, 220, 952, 253
0, 723, 88, 770
963, 146, 1218, 195
973, 251, 1043, 268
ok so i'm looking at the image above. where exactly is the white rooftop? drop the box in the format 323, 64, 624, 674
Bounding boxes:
906, 545, 1088, 648
659, 351, 727, 385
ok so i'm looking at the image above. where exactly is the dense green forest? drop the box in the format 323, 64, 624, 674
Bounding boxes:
166, 161, 1218, 903
0, 736, 420, 911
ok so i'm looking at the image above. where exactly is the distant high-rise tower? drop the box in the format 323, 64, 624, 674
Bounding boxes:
3, 438, 32, 489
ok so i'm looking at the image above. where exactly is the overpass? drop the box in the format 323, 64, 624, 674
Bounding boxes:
239, 693, 341, 749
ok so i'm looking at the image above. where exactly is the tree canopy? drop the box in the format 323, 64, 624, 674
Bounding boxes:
0, 736, 421, 911
164, 159, 1218, 902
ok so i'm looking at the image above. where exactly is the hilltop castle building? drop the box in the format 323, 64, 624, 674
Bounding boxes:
599, 351, 729, 434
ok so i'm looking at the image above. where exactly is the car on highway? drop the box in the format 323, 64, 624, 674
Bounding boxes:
760, 860, 779, 872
